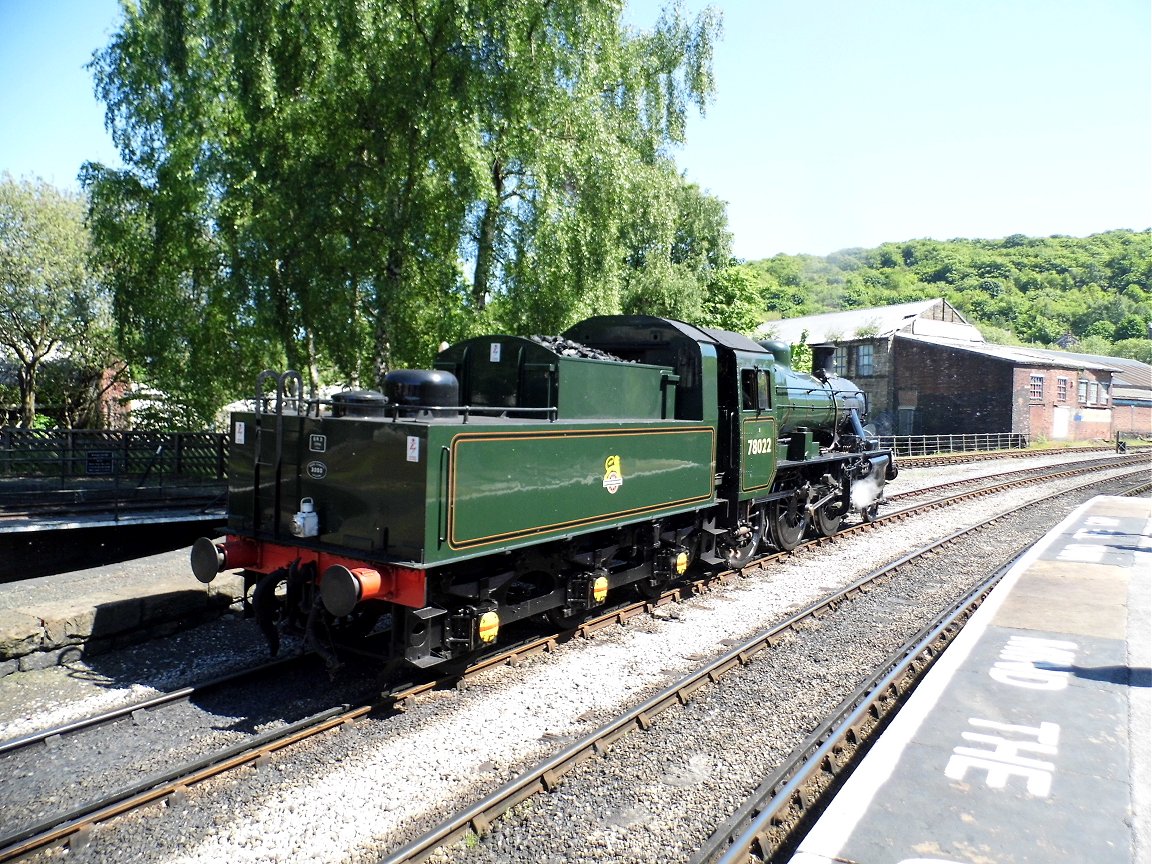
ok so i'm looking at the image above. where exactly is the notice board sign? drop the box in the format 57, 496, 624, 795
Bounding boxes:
85, 450, 114, 476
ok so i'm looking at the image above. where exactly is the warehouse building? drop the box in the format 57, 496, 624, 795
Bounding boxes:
758, 299, 1147, 442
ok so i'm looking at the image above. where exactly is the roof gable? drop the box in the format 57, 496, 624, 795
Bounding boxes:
758, 298, 982, 345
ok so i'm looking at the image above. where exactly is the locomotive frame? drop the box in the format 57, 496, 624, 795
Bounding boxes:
192, 315, 897, 670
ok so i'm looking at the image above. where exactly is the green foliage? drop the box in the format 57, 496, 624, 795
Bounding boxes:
622, 176, 733, 324
790, 330, 813, 373
747, 229, 1151, 359
85, 0, 725, 426
1084, 320, 1116, 340
979, 323, 1027, 346
1075, 334, 1117, 356
1115, 313, 1149, 341
1111, 338, 1152, 364
0, 174, 118, 428
695, 264, 760, 334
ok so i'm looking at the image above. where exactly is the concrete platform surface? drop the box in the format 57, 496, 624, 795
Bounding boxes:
0, 508, 223, 534
0, 538, 241, 676
790, 495, 1152, 864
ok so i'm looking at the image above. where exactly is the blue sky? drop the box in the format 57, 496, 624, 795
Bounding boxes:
1, 0, 1149, 259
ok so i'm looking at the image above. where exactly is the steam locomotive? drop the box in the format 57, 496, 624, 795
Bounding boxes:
191, 315, 896, 669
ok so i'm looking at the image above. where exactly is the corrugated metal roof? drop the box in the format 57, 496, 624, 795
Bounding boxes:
757, 298, 982, 344
895, 332, 1124, 372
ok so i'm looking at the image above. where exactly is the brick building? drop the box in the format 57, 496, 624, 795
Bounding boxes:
1059, 352, 1151, 439
891, 334, 1116, 440
758, 299, 1146, 442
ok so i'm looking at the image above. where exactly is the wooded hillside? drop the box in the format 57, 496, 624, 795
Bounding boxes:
743, 229, 1151, 361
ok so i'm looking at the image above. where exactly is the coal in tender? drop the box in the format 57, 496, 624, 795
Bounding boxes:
530, 334, 630, 363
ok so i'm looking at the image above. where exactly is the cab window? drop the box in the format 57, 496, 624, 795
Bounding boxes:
741, 369, 757, 409
741, 368, 772, 411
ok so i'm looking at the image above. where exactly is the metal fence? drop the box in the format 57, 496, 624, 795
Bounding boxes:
0, 429, 228, 483
876, 432, 1029, 457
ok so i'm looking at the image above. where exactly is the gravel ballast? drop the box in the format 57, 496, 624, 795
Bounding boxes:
0, 454, 1144, 863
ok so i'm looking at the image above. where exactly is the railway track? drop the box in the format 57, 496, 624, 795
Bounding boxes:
375, 468, 1151, 864
884, 453, 1147, 499
1, 456, 1146, 862
895, 443, 1124, 468
0, 654, 377, 861
886, 451, 1148, 508
0, 657, 305, 759
697, 474, 1152, 864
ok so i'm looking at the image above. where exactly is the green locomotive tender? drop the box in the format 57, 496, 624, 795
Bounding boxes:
192, 315, 897, 668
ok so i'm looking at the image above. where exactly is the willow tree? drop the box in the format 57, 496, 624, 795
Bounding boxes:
87, 0, 480, 403
86, 1, 724, 423
463, 3, 724, 334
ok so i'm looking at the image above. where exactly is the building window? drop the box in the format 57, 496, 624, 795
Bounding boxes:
1088, 381, 1099, 404
1056, 377, 1069, 402
1029, 374, 1044, 401
856, 344, 874, 376
1100, 383, 1109, 405
832, 346, 847, 376
1078, 379, 1088, 403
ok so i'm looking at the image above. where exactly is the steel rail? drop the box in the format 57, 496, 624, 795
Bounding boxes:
878, 459, 1147, 521
375, 470, 1149, 864
697, 553, 1010, 864
0, 703, 371, 861
885, 453, 1147, 504
0, 654, 306, 757
896, 443, 1120, 468
3, 459, 1143, 861
698, 477, 1152, 864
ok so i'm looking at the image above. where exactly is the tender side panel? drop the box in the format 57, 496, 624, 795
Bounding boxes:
444, 426, 716, 551
226, 411, 430, 562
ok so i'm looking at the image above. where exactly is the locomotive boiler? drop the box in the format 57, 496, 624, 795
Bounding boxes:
191, 315, 896, 669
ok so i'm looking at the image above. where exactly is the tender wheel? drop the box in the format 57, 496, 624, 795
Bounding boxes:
328, 605, 385, 641
861, 503, 880, 523
547, 606, 591, 630
722, 506, 765, 570
813, 502, 844, 537
636, 576, 670, 601
771, 495, 808, 551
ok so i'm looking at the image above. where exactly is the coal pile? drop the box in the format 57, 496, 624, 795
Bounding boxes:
530, 335, 629, 363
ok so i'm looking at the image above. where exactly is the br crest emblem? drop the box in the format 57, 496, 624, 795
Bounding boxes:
602, 454, 623, 494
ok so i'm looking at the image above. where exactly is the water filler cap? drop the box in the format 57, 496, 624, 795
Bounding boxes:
300, 497, 314, 512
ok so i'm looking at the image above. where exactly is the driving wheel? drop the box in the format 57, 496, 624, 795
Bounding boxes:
771, 494, 808, 551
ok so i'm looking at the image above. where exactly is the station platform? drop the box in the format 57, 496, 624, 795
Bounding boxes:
0, 507, 222, 534
0, 535, 242, 677
790, 495, 1152, 864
